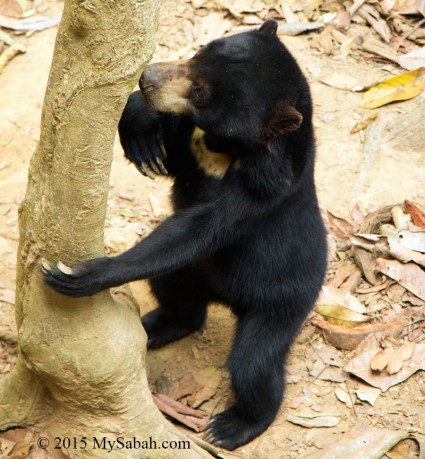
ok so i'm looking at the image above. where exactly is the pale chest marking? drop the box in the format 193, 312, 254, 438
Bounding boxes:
190, 127, 235, 178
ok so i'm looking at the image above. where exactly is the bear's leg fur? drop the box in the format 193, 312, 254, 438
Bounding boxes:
143, 266, 210, 349
207, 311, 298, 450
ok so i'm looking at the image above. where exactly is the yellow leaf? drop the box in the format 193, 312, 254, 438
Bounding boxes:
315, 304, 370, 328
361, 67, 425, 109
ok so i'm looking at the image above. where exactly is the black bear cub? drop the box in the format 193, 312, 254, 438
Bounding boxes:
42, 20, 327, 450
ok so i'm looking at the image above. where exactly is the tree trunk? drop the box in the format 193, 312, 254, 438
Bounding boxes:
0, 1, 211, 457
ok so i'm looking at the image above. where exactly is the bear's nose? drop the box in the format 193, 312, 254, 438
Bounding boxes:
140, 64, 161, 90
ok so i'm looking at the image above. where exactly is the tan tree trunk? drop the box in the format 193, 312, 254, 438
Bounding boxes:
0, 1, 211, 457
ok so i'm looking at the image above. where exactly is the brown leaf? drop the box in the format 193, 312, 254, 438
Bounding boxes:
405, 200, 425, 229
187, 366, 222, 408
152, 393, 209, 432
344, 344, 425, 391
391, 205, 411, 230
0, 0, 25, 18
350, 113, 378, 134
174, 371, 197, 400
387, 440, 416, 459
377, 258, 425, 301
313, 319, 404, 351
329, 263, 360, 289
386, 342, 416, 374
325, 210, 355, 238
370, 348, 393, 371
350, 234, 390, 255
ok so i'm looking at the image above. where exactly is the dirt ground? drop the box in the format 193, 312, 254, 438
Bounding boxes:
0, 1, 424, 458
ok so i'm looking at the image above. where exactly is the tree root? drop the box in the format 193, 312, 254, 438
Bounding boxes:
0, 358, 49, 430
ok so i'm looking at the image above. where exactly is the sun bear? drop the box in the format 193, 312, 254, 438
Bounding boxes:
41, 20, 327, 450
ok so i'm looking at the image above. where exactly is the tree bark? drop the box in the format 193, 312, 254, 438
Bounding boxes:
0, 1, 211, 457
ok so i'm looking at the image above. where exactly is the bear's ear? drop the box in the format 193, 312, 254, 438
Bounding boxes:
263, 104, 303, 140
259, 20, 278, 36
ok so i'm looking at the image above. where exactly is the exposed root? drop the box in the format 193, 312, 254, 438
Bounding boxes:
0, 359, 48, 430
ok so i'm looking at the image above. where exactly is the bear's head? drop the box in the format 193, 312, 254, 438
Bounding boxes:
140, 20, 309, 148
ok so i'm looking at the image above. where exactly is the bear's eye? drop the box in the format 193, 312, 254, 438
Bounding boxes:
190, 85, 209, 107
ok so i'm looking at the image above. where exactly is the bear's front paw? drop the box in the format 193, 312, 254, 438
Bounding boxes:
40, 257, 113, 298
205, 407, 272, 451
122, 129, 168, 179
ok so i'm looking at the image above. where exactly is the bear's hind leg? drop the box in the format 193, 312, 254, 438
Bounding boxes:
207, 311, 298, 450
143, 266, 211, 349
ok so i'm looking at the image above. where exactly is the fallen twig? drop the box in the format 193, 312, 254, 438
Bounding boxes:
0, 42, 26, 75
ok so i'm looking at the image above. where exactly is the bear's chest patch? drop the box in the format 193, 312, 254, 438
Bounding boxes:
190, 127, 234, 178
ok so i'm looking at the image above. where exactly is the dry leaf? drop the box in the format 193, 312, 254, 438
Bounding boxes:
350, 234, 390, 256
387, 440, 415, 459
315, 304, 369, 327
152, 393, 209, 432
334, 387, 353, 408
377, 258, 425, 301
0, 288, 15, 305
355, 385, 381, 405
399, 48, 425, 71
350, 113, 378, 134
344, 344, 425, 391
394, 0, 423, 14
325, 210, 356, 238
300, 428, 413, 459
187, 366, 222, 408
0, 0, 26, 18
305, 344, 347, 382
395, 230, 425, 253
149, 194, 164, 218
174, 371, 197, 400
361, 67, 425, 109
277, 22, 324, 36
404, 200, 425, 229
287, 413, 340, 428
391, 206, 411, 230
388, 240, 425, 267
370, 348, 393, 371
320, 73, 362, 91
358, 4, 392, 42
329, 263, 359, 289
194, 13, 232, 46
318, 285, 365, 313
312, 319, 404, 351
0, 13, 61, 31
386, 342, 416, 374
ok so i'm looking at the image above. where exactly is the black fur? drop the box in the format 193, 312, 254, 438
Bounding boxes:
42, 20, 327, 450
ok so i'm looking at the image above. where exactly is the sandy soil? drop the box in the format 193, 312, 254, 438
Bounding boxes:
0, 1, 424, 458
